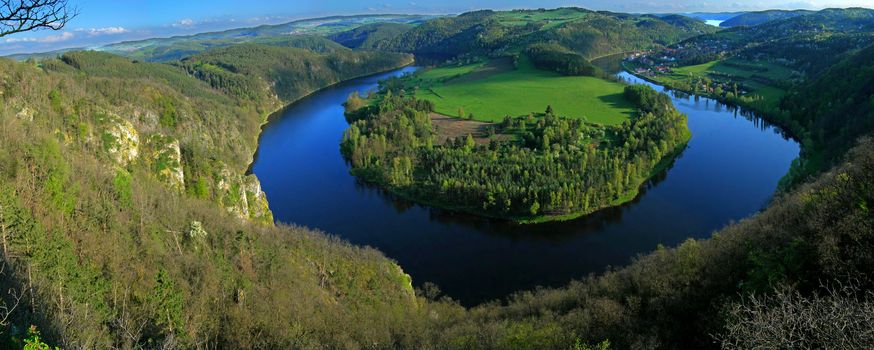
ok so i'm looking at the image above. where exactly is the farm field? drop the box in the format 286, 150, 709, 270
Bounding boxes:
410, 57, 635, 125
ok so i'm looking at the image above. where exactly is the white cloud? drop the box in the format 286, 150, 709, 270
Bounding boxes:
173, 18, 196, 28
4, 31, 74, 43
76, 26, 129, 36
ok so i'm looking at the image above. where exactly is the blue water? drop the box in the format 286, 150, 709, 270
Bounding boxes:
251, 68, 799, 306
705, 19, 725, 27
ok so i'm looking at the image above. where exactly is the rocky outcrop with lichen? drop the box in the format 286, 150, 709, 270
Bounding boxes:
99, 113, 140, 167
16, 107, 34, 122
216, 165, 273, 224
146, 134, 185, 192
243, 175, 273, 223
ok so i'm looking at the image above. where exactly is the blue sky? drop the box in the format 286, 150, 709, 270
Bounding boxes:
1, 0, 870, 55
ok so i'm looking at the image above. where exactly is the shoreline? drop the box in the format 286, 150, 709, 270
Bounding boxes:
620, 62, 803, 143
349, 128, 692, 225
245, 56, 416, 175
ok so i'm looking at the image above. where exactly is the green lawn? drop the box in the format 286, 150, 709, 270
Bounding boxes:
413, 57, 635, 125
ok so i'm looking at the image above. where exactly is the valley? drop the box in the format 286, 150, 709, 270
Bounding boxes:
252, 65, 797, 305
1, 3, 873, 349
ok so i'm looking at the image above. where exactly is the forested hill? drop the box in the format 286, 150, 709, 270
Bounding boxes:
380, 8, 717, 61
780, 43, 874, 180
719, 9, 814, 27
0, 45, 418, 348
329, 22, 416, 49
6, 15, 433, 62
676, 8, 874, 75
177, 43, 413, 101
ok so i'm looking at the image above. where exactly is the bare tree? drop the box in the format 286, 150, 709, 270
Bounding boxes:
716, 283, 874, 349
0, 0, 77, 38
0, 262, 23, 335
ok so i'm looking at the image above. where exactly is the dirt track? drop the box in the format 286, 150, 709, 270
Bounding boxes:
430, 113, 513, 145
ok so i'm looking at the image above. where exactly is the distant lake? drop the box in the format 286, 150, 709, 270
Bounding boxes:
252, 67, 799, 306
705, 19, 725, 26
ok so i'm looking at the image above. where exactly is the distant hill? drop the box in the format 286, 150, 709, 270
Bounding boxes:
6, 47, 85, 61
674, 8, 874, 75
720, 9, 814, 27
680, 12, 745, 21
177, 43, 413, 101
651, 14, 715, 30
101, 14, 433, 62
383, 8, 718, 61
8, 14, 435, 62
329, 22, 415, 49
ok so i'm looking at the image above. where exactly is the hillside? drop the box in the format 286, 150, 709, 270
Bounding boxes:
0, 45, 419, 348
99, 15, 431, 62
413, 136, 874, 349
627, 8, 874, 188
114, 34, 353, 63
779, 43, 874, 183
329, 22, 415, 49
177, 43, 413, 101
719, 9, 814, 27
6, 14, 433, 62
382, 8, 717, 61
670, 8, 874, 75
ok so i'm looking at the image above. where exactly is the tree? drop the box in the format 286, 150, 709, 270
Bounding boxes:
23, 325, 59, 350
529, 201, 540, 215
0, 0, 77, 37
464, 134, 475, 152
344, 91, 365, 111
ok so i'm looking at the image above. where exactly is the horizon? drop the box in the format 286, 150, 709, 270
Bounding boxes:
1, 1, 871, 56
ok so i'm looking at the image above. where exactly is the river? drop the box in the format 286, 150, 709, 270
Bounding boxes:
251, 67, 799, 306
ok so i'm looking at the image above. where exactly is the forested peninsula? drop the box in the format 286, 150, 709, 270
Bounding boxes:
342, 76, 690, 222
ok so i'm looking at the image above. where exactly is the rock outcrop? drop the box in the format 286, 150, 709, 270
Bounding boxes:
217, 165, 273, 224
15, 107, 34, 122
146, 134, 185, 192
100, 114, 140, 167
243, 175, 273, 223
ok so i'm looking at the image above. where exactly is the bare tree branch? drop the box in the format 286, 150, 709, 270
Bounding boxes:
0, 0, 78, 38
0, 261, 24, 335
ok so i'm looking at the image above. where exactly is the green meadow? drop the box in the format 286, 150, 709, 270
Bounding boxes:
660, 58, 797, 102
411, 57, 635, 125
492, 8, 592, 28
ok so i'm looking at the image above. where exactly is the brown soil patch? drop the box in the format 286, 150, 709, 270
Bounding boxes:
430, 113, 514, 145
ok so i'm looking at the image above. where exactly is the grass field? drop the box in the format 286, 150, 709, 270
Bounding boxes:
411, 57, 635, 125
493, 8, 591, 29
660, 58, 797, 102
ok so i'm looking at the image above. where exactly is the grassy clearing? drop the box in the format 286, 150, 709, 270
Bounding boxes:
660, 58, 797, 103
411, 57, 635, 125
494, 8, 591, 28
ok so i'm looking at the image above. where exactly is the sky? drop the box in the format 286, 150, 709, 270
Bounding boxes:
1, 0, 871, 56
